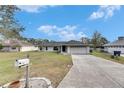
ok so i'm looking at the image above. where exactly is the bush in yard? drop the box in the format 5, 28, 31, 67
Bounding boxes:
89, 50, 93, 53
111, 55, 115, 59
0, 44, 3, 50
111, 55, 119, 60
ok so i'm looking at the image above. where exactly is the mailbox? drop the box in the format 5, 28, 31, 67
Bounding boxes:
114, 51, 121, 56
15, 58, 30, 67
15, 57, 30, 88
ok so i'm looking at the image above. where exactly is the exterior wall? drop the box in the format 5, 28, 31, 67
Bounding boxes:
67, 46, 71, 54
20, 46, 39, 52
57, 46, 61, 52
67, 46, 89, 54
85, 47, 90, 54
42, 46, 53, 51
47, 47, 53, 51
105, 46, 124, 54
9, 47, 19, 52
41, 46, 90, 55
104, 47, 108, 52
2, 47, 19, 52
42, 47, 46, 51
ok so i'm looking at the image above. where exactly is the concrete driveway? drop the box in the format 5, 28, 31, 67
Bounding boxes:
58, 55, 124, 88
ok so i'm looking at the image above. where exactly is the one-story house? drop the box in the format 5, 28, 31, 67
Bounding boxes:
1, 39, 39, 52
104, 37, 124, 54
38, 40, 89, 55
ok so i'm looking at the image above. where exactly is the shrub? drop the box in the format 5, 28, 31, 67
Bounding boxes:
0, 44, 3, 50
89, 50, 93, 53
111, 55, 114, 59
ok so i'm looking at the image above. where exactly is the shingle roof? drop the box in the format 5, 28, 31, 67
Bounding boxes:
39, 40, 88, 47
2, 39, 33, 47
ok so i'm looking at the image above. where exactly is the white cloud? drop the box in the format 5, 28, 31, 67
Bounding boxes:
17, 5, 57, 13
38, 25, 57, 35
38, 25, 87, 41
89, 5, 121, 20
17, 5, 47, 13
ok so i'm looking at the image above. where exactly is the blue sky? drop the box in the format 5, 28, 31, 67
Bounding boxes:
15, 5, 124, 41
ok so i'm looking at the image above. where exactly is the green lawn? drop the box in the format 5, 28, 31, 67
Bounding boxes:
91, 51, 124, 64
0, 52, 72, 87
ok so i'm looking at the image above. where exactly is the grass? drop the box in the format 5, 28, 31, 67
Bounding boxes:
90, 51, 124, 64
0, 51, 72, 87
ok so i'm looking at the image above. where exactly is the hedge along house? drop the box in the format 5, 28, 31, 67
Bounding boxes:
39, 41, 89, 55
104, 37, 124, 54
1, 39, 39, 52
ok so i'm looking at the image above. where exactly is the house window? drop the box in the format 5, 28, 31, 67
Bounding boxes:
12, 47, 16, 50
46, 47, 48, 50
53, 46, 58, 51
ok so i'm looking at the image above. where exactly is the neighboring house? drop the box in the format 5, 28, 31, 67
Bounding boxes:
104, 37, 124, 54
38, 40, 89, 55
1, 39, 20, 52
1, 39, 39, 52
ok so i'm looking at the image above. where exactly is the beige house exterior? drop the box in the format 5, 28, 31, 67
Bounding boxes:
40, 41, 89, 55
20, 46, 39, 52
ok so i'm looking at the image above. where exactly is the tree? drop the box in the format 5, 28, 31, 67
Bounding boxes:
100, 37, 109, 45
91, 31, 108, 49
81, 37, 91, 44
0, 5, 24, 39
43, 39, 49, 42
50, 40, 56, 42
91, 31, 101, 49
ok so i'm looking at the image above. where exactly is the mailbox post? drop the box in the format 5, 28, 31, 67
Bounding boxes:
25, 55, 29, 88
25, 65, 29, 88
15, 55, 30, 88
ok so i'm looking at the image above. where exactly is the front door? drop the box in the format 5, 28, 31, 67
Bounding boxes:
62, 46, 67, 52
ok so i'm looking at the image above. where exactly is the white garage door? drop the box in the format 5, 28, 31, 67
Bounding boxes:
70, 47, 88, 54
